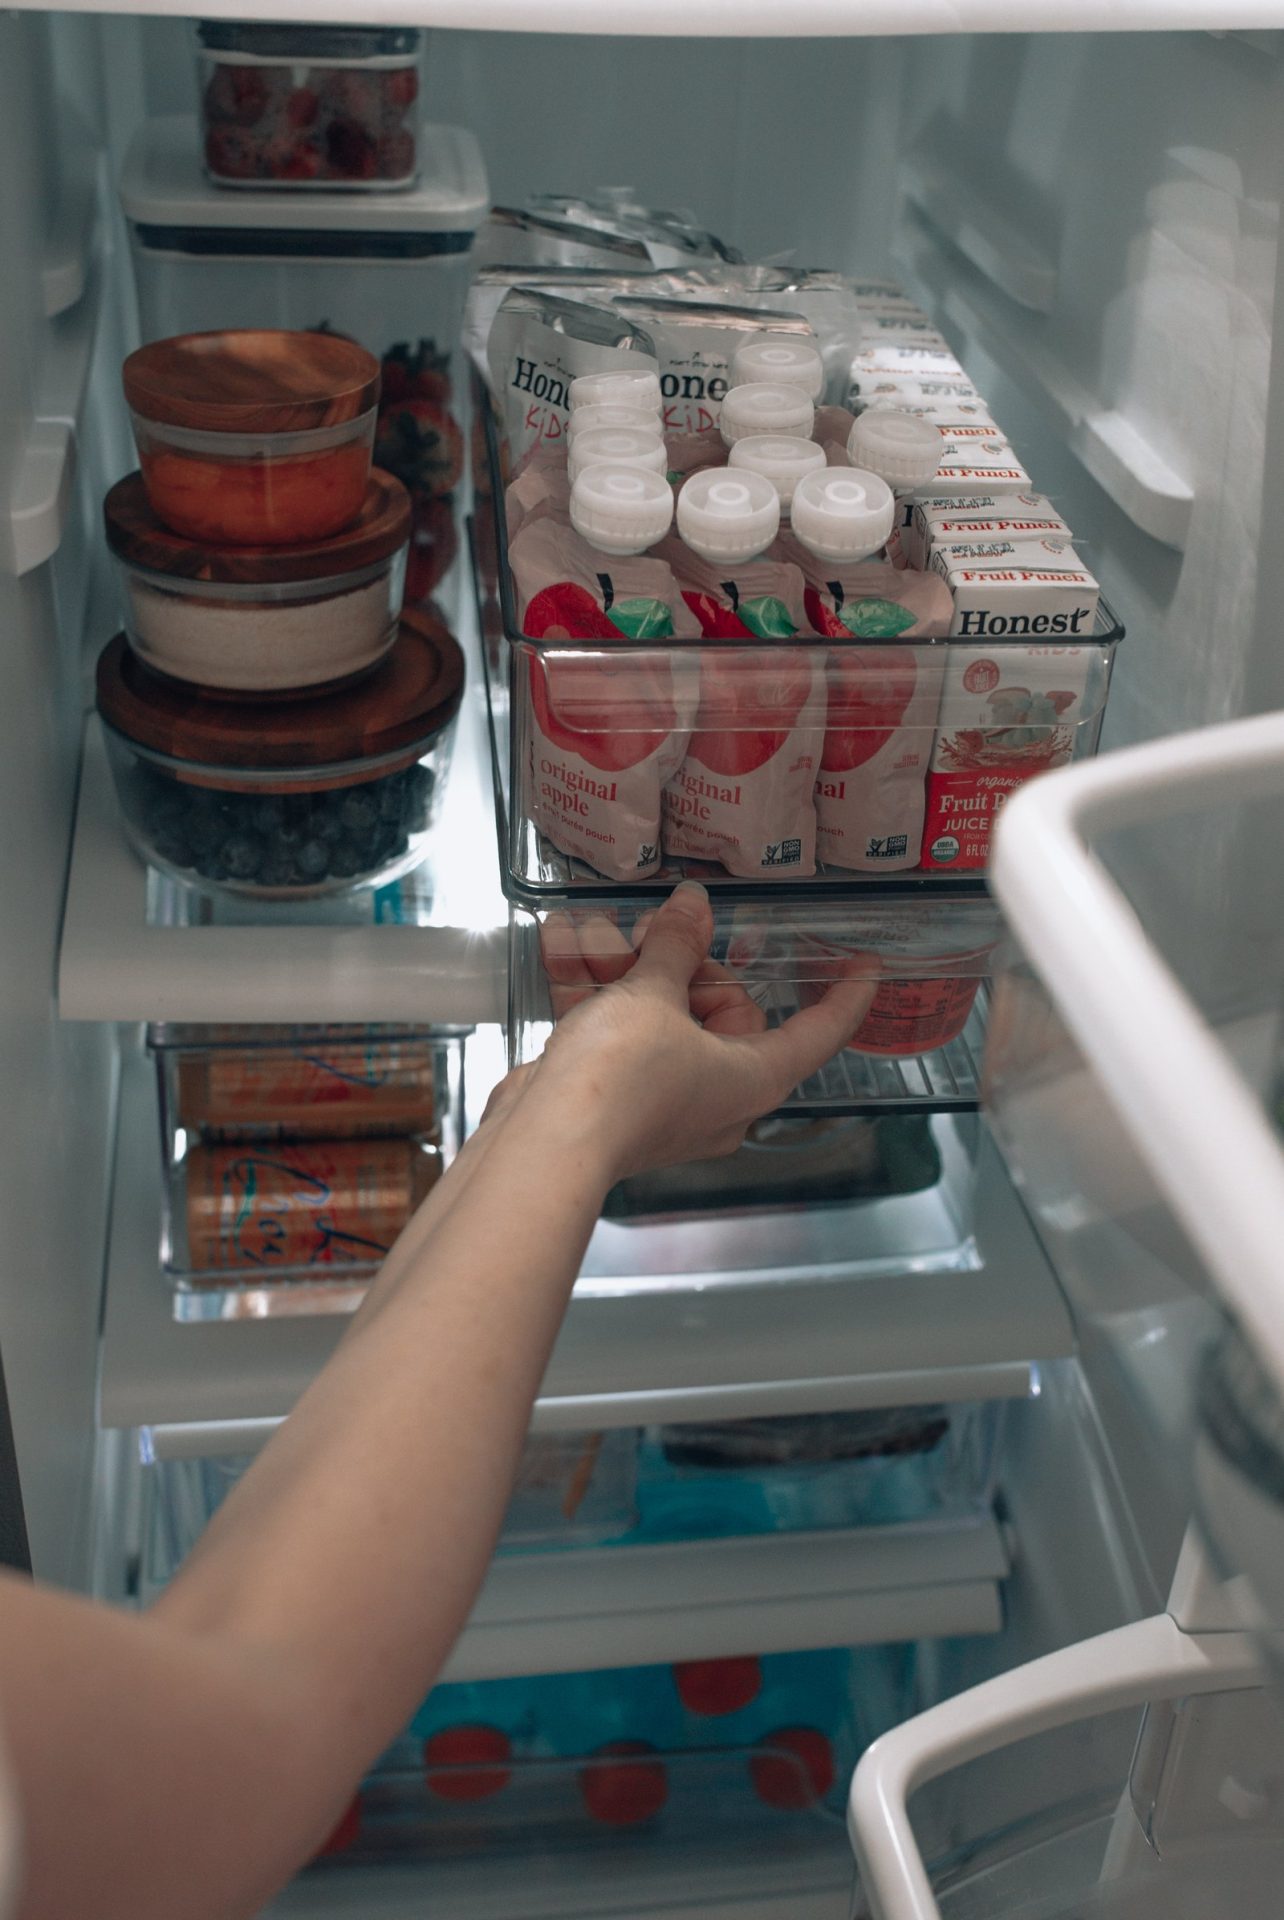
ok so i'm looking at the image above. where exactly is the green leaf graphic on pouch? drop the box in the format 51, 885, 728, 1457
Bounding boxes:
608, 598, 675, 640
840, 598, 917, 639
738, 596, 798, 639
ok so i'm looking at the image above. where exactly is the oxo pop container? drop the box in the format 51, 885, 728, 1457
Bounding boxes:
104, 469, 409, 695
508, 893, 1005, 1116
96, 608, 463, 900
196, 21, 425, 191
123, 329, 381, 546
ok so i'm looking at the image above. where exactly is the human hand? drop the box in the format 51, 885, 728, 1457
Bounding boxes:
485, 882, 878, 1184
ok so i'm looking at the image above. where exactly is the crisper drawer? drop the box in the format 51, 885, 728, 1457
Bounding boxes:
139, 1403, 1010, 1679
509, 893, 1005, 1116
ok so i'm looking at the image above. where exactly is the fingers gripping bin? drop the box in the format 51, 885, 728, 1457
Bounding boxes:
508, 894, 1006, 1116
149, 1021, 466, 1319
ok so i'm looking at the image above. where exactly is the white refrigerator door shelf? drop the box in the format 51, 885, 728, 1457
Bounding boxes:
59, 707, 507, 1029
100, 1054, 1072, 1437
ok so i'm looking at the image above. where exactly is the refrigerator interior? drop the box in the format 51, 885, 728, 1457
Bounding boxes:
0, 9, 1280, 1915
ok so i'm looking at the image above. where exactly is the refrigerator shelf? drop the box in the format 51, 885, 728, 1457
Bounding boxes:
101, 1049, 1072, 1437
58, 702, 508, 1028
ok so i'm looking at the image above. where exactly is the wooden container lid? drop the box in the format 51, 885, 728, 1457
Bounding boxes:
97, 606, 464, 770
121, 329, 381, 434
104, 469, 410, 582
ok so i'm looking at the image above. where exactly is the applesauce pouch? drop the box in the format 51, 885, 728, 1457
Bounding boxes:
662, 644, 825, 880
614, 297, 814, 438
506, 456, 571, 540
509, 516, 697, 881
813, 646, 946, 872
488, 288, 659, 470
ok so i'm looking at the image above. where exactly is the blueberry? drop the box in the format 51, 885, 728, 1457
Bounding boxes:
256, 851, 293, 887
145, 794, 187, 837
250, 797, 285, 835
152, 828, 193, 869
200, 852, 230, 882
378, 781, 403, 822
339, 790, 378, 832
327, 839, 364, 878
185, 810, 222, 854
313, 812, 345, 846
295, 839, 329, 879
222, 837, 263, 879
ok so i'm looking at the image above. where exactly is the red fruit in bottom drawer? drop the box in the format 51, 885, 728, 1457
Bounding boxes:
673, 1656, 763, 1716
750, 1728, 835, 1809
315, 1794, 360, 1857
423, 1725, 513, 1801
580, 1742, 668, 1825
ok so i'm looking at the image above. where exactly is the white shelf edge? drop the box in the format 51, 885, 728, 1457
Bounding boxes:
5, 0, 1283, 34
59, 713, 507, 1028
901, 161, 1056, 314
442, 1517, 1008, 1682
897, 218, 1193, 551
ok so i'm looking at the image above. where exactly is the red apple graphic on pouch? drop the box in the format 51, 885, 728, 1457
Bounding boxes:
821, 648, 919, 773
528, 615, 680, 774
685, 648, 813, 774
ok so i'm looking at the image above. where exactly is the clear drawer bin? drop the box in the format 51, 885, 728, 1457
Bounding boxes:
300, 1646, 907, 1873
508, 894, 1005, 1115
473, 397, 1123, 899
148, 1022, 465, 1319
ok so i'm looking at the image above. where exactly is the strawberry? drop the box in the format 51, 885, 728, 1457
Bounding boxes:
380, 339, 451, 405
821, 649, 918, 772
204, 63, 276, 128
749, 1728, 835, 1810
404, 498, 458, 601
263, 134, 322, 182
374, 399, 464, 499
285, 86, 319, 129
325, 116, 379, 180
314, 68, 383, 128
686, 649, 814, 775
382, 65, 419, 113
204, 126, 262, 181
376, 128, 416, 181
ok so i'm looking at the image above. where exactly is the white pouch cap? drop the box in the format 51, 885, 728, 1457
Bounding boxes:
791, 467, 896, 563
847, 409, 944, 488
719, 383, 815, 447
728, 433, 828, 509
567, 402, 664, 440
676, 467, 781, 564
568, 368, 663, 414
567, 425, 667, 485
570, 464, 674, 556
730, 333, 825, 400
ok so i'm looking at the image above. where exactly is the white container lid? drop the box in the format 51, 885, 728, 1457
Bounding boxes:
720, 383, 815, 446
120, 116, 488, 238
567, 402, 663, 440
730, 334, 825, 400
567, 426, 666, 485
570, 465, 674, 556
847, 409, 944, 489
568, 368, 663, 413
791, 467, 896, 563
728, 433, 828, 508
676, 467, 781, 564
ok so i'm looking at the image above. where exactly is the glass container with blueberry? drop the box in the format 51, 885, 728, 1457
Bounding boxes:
96, 607, 463, 900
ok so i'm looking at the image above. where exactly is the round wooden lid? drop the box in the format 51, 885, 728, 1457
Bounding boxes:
97, 607, 464, 769
104, 468, 410, 582
121, 329, 381, 433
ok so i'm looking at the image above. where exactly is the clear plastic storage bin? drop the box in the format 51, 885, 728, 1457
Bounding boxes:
473, 396, 1123, 898
195, 21, 425, 191
121, 116, 487, 622
509, 894, 1005, 1115
148, 1021, 465, 1318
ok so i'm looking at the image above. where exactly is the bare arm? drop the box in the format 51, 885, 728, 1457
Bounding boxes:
4, 883, 876, 1920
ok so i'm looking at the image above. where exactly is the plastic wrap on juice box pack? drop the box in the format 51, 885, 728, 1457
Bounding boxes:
487, 289, 659, 469
524, 192, 744, 267
852, 343, 969, 387
921, 576, 1101, 874
474, 207, 654, 272
860, 314, 952, 348
908, 493, 1071, 568
614, 296, 814, 440
930, 537, 1077, 575
854, 376, 988, 414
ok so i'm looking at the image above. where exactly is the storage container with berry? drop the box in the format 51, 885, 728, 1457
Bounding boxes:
96, 607, 463, 900
196, 21, 425, 190
120, 117, 487, 622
